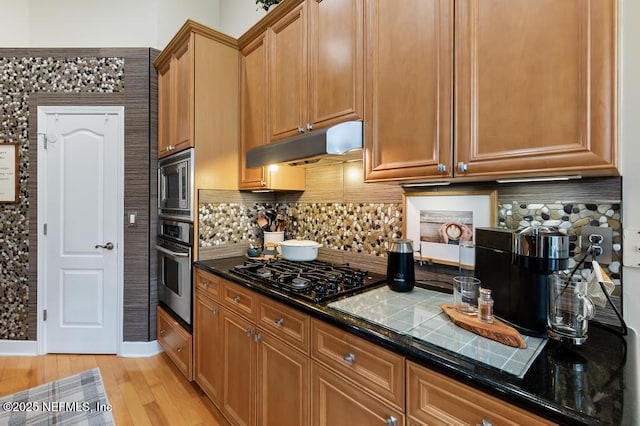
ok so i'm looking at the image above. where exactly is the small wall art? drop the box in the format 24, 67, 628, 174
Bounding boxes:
0, 143, 18, 203
403, 190, 497, 266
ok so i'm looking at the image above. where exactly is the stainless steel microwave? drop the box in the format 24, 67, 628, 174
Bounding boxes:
158, 148, 194, 221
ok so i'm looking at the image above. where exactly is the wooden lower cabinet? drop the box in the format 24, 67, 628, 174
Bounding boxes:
311, 362, 404, 426
257, 331, 310, 426
192, 269, 555, 425
221, 308, 257, 426
406, 362, 555, 426
194, 290, 223, 404
156, 305, 193, 381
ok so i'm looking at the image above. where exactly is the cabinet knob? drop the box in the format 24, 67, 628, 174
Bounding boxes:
159, 329, 166, 335
297, 127, 304, 134
385, 416, 398, 426
233, 295, 241, 303
437, 163, 447, 173
211, 307, 219, 315
306, 123, 313, 131
260, 180, 266, 187
457, 161, 468, 172
246, 328, 253, 337
202, 280, 210, 288
478, 420, 493, 426
274, 317, 284, 325
177, 347, 183, 353
253, 333, 262, 342
342, 353, 355, 365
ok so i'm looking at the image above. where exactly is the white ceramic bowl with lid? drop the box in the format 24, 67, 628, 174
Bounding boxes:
279, 239, 322, 261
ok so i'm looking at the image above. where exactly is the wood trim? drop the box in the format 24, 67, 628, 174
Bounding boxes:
238, 0, 306, 48
154, 19, 239, 67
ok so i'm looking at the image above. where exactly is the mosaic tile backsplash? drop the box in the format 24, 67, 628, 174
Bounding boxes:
0, 56, 124, 339
199, 202, 403, 255
200, 200, 621, 278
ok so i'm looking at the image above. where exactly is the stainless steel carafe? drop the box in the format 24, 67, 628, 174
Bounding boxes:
387, 239, 415, 292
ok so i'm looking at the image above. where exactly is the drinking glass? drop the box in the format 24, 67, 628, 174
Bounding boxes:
453, 276, 481, 313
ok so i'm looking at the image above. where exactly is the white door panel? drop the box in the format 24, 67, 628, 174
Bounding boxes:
38, 106, 123, 354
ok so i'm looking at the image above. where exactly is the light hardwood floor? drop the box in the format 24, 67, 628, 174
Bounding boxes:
0, 352, 229, 426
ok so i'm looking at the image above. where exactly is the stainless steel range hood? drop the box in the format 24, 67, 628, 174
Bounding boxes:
246, 120, 363, 167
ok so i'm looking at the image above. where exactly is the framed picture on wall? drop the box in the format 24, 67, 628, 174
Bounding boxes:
403, 190, 497, 266
0, 143, 19, 203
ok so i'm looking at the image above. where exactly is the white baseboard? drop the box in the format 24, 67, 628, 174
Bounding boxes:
0, 339, 38, 356
120, 340, 163, 358
0, 340, 162, 358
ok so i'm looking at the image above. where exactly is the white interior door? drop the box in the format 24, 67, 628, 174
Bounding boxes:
37, 106, 123, 354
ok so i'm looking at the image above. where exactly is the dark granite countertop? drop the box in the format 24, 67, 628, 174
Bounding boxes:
194, 257, 638, 425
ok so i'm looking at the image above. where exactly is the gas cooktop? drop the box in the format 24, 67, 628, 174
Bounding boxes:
229, 258, 385, 304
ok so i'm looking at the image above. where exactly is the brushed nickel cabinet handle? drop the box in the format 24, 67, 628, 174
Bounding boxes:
274, 318, 284, 325
343, 353, 355, 365
385, 416, 398, 426
233, 295, 241, 303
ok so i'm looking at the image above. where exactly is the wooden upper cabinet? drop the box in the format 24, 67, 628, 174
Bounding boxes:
308, 0, 364, 129
455, 0, 618, 179
267, 0, 364, 142
157, 61, 172, 155
364, 0, 454, 182
173, 38, 193, 152
269, 2, 308, 142
157, 35, 194, 158
240, 33, 268, 189
240, 29, 306, 191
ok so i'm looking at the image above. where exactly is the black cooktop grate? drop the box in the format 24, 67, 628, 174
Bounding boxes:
229, 258, 385, 303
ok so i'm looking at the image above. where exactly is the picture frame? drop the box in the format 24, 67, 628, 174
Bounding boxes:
0, 143, 19, 204
403, 190, 497, 267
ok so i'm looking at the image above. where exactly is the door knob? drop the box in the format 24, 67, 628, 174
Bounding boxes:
95, 242, 114, 250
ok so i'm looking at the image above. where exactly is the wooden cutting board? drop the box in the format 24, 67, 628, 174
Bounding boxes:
440, 304, 527, 349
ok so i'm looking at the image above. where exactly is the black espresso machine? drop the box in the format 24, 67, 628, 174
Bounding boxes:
474, 227, 569, 336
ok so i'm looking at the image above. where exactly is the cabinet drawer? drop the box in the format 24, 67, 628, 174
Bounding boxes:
407, 362, 555, 426
194, 267, 221, 301
258, 296, 310, 353
311, 319, 404, 410
221, 279, 257, 321
312, 362, 404, 426
157, 305, 193, 381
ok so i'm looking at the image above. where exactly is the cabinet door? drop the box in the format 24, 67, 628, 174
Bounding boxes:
406, 362, 554, 425
194, 292, 223, 404
240, 33, 268, 190
222, 310, 257, 426
455, 0, 617, 178
364, 0, 453, 182
269, 1, 308, 142
157, 306, 193, 381
157, 61, 173, 156
308, 0, 364, 129
173, 36, 194, 153
311, 363, 404, 426
257, 332, 310, 426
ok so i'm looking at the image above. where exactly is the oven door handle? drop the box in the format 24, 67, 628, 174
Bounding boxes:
155, 245, 189, 258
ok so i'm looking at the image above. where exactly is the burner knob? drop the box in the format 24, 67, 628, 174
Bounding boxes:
314, 284, 327, 295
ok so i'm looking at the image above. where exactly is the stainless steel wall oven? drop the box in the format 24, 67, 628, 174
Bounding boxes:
157, 219, 193, 327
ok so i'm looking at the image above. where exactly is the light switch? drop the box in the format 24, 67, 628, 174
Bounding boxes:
128, 211, 137, 227
622, 228, 640, 268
